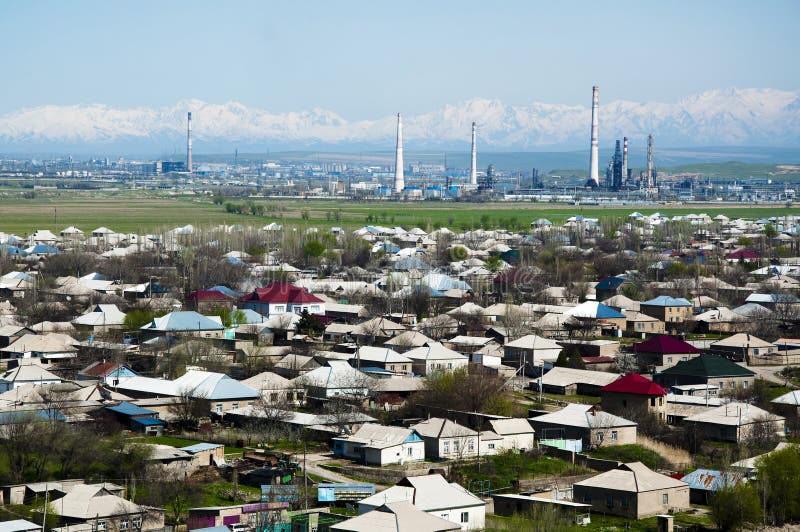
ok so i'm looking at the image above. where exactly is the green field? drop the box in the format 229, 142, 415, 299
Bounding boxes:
0, 190, 796, 235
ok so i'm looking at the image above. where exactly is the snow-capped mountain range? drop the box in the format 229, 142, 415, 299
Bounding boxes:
1, 88, 799, 152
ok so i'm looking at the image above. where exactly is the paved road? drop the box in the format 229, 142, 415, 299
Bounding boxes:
750, 365, 795, 387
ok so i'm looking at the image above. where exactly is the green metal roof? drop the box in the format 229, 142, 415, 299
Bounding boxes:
659, 354, 755, 378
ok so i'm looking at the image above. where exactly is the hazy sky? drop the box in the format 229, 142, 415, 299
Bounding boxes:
1, 0, 798, 118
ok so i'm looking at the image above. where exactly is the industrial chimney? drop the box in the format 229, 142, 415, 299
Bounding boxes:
589, 86, 600, 186
622, 137, 628, 185
470, 122, 477, 186
647, 134, 654, 188
394, 113, 404, 193
186, 112, 193, 174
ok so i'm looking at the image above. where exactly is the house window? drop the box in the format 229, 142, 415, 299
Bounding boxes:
120, 520, 129, 530
270, 393, 279, 402
232, 403, 239, 411
468, 440, 475, 452
216, 403, 223, 413
754, 348, 759, 355
621, 496, 629, 509
606, 495, 614, 508
132, 517, 142, 529
667, 357, 673, 364
488, 443, 495, 449
453, 440, 460, 452
719, 381, 725, 389
460, 512, 469, 523
743, 381, 749, 389
96, 521, 107, 531
650, 397, 656, 407
443, 441, 450, 454
274, 305, 285, 313
408, 447, 413, 456
662, 493, 669, 504
597, 432, 604, 443
611, 431, 618, 441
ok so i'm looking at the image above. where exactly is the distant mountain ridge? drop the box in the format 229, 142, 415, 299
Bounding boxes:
1, 88, 799, 152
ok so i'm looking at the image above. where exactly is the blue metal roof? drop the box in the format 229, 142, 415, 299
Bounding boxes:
180, 442, 224, 453
141, 311, 225, 331
106, 401, 157, 417
595, 276, 625, 290
208, 285, 240, 298
131, 417, 163, 426
680, 468, 744, 491
642, 295, 692, 307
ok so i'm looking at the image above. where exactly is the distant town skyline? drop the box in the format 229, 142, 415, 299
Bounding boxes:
1, 0, 798, 118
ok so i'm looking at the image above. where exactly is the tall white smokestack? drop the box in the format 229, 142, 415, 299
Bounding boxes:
647, 134, 654, 187
622, 136, 628, 185
186, 112, 193, 174
470, 121, 477, 186
394, 113, 404, 193
588, 86, 600, 186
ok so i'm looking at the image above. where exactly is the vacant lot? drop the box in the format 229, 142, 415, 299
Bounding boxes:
0, 190, 795, 235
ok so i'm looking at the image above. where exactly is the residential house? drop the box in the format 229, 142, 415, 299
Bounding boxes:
529, 403, 637, 448
51, 484, 164, 531
239, 283, 326, 317
294, 360, 374, 399
71, 304, 126, 332
502, 334, 564, 369
186, 289, 236, 313
639, 296, 693, 325
352, 317, 407, 345
384, 330, 435, 351
115, 370, 260, 415
103, 401, 164, 436
273, 354, 321, 378
331, 501, 460, 532
709, 333, 777, 362
572, 462, 690, 519
410, 418, 479, 460
350, 346, 412, 374
0, 333, 77, 362
139, 311, 225, 339
771, 390, 800, 432
623, 310, 665, 336
633, 335, 701, 372
0, 325, 34, 349
0, 520, 39, 532
688, 307, 748, 334
600, 373, 668, 421
537, 367, 620, 396
332, 423, 425, 465
446, 336, 497, 356
485, 418, 535, 451
240, 371, 305, 405
403, 342, 469, 376
357, 474, 486, 531
680, 468, 747, 504
77, 361, 138, 386
0, 362, 61, 392
563, 301, 627, 334
187, 502, 289, 531
655, 355, 756, 392
683, 402, 785, 442
179, 443, 226, 467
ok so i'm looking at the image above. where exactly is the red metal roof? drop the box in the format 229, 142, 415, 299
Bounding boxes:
186, 290, 233, 302
81, 361, 121, 377
242, 283, 324, 304
634, 335, 701, 354
724, 249, 762, 260
601, 373, 667, 396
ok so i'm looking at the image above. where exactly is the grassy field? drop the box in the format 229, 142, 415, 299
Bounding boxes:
0, 189, 796, 235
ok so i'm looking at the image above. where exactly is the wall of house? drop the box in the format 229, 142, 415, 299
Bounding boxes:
602, 393, 667, 421
430, 503, 485, 531
370, 441, 425, 465
589, 425, 637, 448
498, 432, 535, 451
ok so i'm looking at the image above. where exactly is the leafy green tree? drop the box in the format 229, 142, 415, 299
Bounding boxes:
764, 222, 778, 239
123, 309, 157, 331
555, 349, 585, 369
303, 240, 325, 260
710, 482, 762, 531
484, 255, 503, 272
756, 444, 800, 524
449, 245, 468, 261
296, 310, 324, 335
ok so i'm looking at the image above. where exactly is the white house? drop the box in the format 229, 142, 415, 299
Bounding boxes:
403, 342, 469, 376
410, 418, 479, 460
486, 418, 535, 451
332, 423, 425, 465
358, 474, 486, 531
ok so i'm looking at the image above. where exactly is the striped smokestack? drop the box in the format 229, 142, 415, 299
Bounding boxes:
186, 112, 193, 174
622, 136, 628, 185
589, 86, 600, 185
470, 121, 477, 186
394, 113, 404, 193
